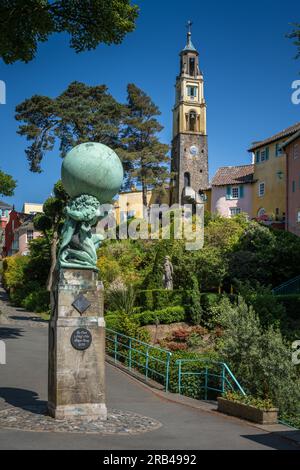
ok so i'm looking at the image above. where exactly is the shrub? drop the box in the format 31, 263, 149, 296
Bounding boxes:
106, 284, 136, 315
22, 289, 50, 313
172, 328, 189, 342
167, 342, 188, 352
276, 295, 300, 320
236, 282, 286, 328
184, 276, 202, 325
136, 289, 185, 311
136, 306, 186, 326
218, 297, 300, 420
187, 333, 204, 350
2, 255, 29, 292
223, 391, 275, 410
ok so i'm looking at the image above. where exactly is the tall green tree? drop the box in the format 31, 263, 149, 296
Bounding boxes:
15, 81, 125, 172
0, 169, 17, 197
121, 84, 170, 211
0, 0, 139, 64
34, 180, 69, 290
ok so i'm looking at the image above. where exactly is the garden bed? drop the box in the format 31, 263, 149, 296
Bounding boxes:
217, 397, 278, 425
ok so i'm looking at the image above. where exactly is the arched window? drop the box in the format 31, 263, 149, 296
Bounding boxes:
188, 111, 197, 131
184, 172, 191, 188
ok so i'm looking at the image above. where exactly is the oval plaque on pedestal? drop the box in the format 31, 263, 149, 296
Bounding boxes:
71, 328, 92, 351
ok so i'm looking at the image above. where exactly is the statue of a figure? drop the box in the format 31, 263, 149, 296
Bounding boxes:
58, 194, 104, 271
163, 256, 174, 290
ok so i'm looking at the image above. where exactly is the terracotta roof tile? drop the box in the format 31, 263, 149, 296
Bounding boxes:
248, 122, 300, 151
212, 164, 254, 186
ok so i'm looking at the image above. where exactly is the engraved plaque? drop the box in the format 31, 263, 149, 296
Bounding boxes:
71, 328, 92, 351
72, 294, 91, 315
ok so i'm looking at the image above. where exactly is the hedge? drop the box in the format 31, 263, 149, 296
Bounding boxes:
136, 289, 186, 311
135, 306, 186, 326
105, 305, 186, 330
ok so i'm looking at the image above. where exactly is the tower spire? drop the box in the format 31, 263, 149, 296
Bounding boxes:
182, 20, 196, 52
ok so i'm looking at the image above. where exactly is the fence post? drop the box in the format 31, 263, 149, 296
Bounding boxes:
221, 363, 225, 393
145, 346, 149, 381
114, 334, 118, 363
204, 367, 208, 400
178, 361, 182, 395
165, 353, 171, 392
128, 338, 132, 370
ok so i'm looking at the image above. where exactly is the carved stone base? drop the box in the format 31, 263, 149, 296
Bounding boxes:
48, 269, 107, 420
48, 403, 107, 421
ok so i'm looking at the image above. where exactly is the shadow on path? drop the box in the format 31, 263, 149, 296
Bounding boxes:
0, 327, 24, 339
0, 388, 46, 414
242, 432, 300, 450
9, 315, 47, 324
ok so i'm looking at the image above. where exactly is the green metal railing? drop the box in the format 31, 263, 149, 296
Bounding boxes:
176, 359, 246, 400
273, 275, 300, 295
105, 328, 172, 392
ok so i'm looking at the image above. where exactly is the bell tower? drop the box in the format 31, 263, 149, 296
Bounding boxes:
171, 22, 209, 205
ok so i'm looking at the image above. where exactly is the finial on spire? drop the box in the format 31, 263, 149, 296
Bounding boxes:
186, 20, 193, 35
186, 20, 193, 47
182, 20, 197, 52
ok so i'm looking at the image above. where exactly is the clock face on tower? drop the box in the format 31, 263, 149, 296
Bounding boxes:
189, 145, 198, 156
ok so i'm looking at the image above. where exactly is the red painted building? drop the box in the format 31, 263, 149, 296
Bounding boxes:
283, 131, 300, 237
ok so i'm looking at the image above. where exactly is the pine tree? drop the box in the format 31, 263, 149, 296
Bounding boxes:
121, 84, 170, 214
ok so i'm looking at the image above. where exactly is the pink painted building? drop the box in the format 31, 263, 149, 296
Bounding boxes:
283, 131, 300, 237
3, 210, 42, 257
211, 165, 255, 218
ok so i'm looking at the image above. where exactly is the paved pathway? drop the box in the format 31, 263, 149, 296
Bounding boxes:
0, 290, 298, 450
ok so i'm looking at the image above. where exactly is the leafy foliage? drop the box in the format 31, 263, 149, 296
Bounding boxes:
217, 297, 300, 419
120, 83, 170, 206
15, 82, 125, 172
0, 0, 139, 64
0, 169, 17, 197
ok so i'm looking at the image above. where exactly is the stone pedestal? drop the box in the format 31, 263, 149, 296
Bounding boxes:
48, 269, 107, 420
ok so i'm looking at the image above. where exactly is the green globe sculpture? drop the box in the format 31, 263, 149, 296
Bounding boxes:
61, 142, 123, 203
58, 142, 123, 271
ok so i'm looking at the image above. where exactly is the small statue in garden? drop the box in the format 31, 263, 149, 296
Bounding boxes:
163, 256, 174, 290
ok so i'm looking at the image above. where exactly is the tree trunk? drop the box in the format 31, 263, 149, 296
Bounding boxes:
47, 230, 58, 292
142, 181, 148, 218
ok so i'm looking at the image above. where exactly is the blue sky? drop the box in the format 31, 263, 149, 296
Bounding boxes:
0, 0, 299, 210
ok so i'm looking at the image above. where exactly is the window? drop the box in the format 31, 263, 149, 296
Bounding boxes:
231, 187, 239, 199
27, 230, 34, 242
189, 58, 195, 76
297, 211, 300, 223
184, 172, 191, 187
255, 150, 260, 163
187, 86, 197, 98
230, 207, 241, 217
259, 182, 265, 197
188, 111, 197, 131
259, 147, 269, 162
292, 181, 296, 193
276, 143, 283, 156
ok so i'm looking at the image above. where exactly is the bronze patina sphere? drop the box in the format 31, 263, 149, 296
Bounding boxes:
61, 142, 124, 203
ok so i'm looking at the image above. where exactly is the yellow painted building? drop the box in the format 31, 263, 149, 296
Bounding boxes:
248, 122, 300, 223
22, 202, 43, 215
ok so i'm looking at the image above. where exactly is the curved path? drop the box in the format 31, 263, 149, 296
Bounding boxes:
0, 293, 298, 450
